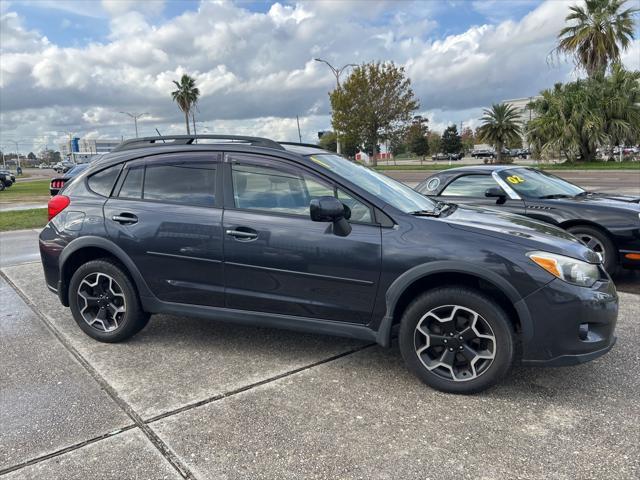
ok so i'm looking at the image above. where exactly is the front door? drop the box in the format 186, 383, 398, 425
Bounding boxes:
222, 154, 382, 324
104, 152, 224, 307
435, 173, 526, 214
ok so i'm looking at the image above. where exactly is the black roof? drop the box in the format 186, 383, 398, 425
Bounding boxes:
434, 164, 529, 175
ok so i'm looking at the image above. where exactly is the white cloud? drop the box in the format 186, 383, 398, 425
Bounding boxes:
1, 0, 637, 151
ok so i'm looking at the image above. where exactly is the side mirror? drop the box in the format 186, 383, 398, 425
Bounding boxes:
310, 196, 352, 237
485, 187, 507, 204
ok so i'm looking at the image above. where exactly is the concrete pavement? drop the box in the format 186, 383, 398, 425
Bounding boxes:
1, 261, 639, 479
0, 229, 41, 267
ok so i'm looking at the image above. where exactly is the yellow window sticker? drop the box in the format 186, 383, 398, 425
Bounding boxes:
506, 175, 525, 184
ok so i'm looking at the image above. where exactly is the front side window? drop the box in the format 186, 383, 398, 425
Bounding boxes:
232, 163, 372, 222
441, 175, 497, 197
308, 154, 437, 214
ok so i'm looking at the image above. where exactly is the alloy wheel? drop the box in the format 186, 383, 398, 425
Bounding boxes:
77, 272, 126, 332
414, 305, 496, 382
574, 233, 606, 263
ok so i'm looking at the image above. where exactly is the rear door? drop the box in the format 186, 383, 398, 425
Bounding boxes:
222, 153, 382, 324
433, 173, 526, 214
104, 152, 224, 307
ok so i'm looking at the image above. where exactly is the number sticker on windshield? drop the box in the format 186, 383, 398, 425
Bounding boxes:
506, 175, 525, 184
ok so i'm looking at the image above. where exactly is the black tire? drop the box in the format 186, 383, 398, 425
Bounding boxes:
399, 287, 514, 394
69, 258, 150, 342
566, 225, 617, 274
0, 182, 4, 192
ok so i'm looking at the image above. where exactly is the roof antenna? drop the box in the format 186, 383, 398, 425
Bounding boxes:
155, 128, 165, 143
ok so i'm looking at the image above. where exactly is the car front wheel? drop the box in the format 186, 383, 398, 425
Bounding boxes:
69, 259, 150, 342
399, 287, 514, 394
566, 225, 616, 274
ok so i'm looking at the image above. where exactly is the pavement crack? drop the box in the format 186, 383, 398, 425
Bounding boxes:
0, 271, 197, 480
145, 343, 376, 424
0, 427, 137, 476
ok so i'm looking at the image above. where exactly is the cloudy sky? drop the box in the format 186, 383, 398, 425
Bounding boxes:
1, 0, 638, 154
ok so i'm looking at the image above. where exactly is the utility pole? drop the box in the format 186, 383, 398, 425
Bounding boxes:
120, 112, 148, 138
314, 58, 357, 155
296, 116, 302, 143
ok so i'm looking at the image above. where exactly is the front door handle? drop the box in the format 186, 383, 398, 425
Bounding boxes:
112, 213, 138, 225
226, 229, 258, 240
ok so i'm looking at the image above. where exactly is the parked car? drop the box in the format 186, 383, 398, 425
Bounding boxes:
0, 170, 15, 191
432, 152, 462, 161
471, 149, 496, 160
415, 165, 640, 274
40, 135, 617, 394
54, 161, 75, 173
50, 163, 93, 196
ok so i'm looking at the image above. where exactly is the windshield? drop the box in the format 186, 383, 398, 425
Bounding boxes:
497, 167, 584, 198
309, 154, 437, 213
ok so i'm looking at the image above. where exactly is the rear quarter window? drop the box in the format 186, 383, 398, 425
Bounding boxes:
88, 165, 123, 197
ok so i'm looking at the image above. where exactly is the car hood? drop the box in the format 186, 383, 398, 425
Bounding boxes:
573, 192, 640, 206
442, 205, 600, 263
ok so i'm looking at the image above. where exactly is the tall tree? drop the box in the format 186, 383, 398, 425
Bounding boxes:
427, 131, 442, 156
318, 131, 337, 152
527, 67, 640, 162
556, 0, 638, 77
441, 125, 462, 154
406, 115, 429, 163
477, 103, 522, 163
171, 74, 200, 135
460, 126, 475, 154
330, 62, 419, 166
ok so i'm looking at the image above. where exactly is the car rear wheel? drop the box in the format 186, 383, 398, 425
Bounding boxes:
399, 287, 514, 394
0, 182, 4, 191
566, 225, 616, 274
69, 259, 150, 342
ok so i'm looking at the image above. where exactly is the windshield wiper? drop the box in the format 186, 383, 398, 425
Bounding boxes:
574, 191, 591, 197
409, 202, 455, 217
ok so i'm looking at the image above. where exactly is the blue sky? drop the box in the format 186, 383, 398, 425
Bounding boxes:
8, 0, 543, 47
1, 0, 637, 151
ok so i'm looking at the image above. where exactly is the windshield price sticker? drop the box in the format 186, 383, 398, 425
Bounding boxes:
506, 175, 525, 184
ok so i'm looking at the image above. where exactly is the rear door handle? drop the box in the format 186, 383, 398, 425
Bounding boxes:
112, 213, 138, 225
226, 229, 258, 240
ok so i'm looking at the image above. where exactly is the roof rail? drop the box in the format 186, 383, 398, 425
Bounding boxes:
278, 141, 326, 149
111, 135, 285, 152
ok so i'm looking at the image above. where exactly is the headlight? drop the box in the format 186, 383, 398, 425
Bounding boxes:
527, 251, 599, 287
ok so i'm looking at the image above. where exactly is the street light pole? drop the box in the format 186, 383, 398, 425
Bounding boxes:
120, 112, 148, 138
314, 58, 356, 155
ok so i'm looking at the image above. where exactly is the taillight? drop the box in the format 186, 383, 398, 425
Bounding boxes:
48, 195, 70, 221
51, 179, 65, 189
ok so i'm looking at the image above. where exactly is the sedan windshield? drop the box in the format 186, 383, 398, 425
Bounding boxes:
66, 164, 90, 176
309, 154, 437, 213
497, 167, 585, 198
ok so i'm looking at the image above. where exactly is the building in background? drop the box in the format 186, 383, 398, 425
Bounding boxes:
502, 96, 542, 148
79, 139, 120, 154
59, 138, 121, 163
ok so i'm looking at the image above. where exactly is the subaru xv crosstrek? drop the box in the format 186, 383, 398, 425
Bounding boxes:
39, 135, 618, 394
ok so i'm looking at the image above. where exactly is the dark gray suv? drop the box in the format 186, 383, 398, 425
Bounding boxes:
39, 135, 618, 393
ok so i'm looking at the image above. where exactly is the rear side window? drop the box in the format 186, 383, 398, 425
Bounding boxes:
118, 166, 144, 199
88, 165, 122, 197
144, 162, 216, 207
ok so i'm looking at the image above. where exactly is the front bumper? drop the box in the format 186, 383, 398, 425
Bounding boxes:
518, 277, 618, 367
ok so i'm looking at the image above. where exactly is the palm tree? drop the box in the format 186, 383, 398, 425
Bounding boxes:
556, 0, 638, 78
477, 103, 522, 163
171, 74, 200, 135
